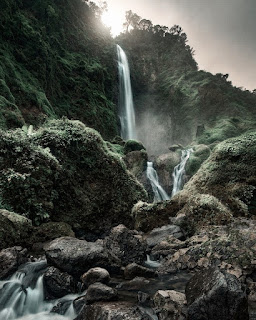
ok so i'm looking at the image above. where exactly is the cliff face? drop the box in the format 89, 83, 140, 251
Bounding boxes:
117, 29, 256, 155
0, 0, 118, 139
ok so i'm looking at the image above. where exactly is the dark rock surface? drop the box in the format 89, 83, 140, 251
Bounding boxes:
0, 246, 28, 279
81, 267, 110, 286
75, 301, 142, 320
43, 266, 77, 299
124, 263, 156, 280
153, 289, 187, 320
146, 224, 184, 248
44, 237, 111, 277
185, 267, 249, 320
104, 224, 146, 266
86, 282, 118, 303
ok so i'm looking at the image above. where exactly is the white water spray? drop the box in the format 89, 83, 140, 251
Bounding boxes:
171, 148, 193, 197
117, 44, 136, 140
146, 162, 170, 202
0, 261, 81, 320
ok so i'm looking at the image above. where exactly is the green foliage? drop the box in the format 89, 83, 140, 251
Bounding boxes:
0, 0, 118, 139
0, 119, 147, 227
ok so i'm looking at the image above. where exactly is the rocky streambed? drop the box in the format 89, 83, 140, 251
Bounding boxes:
0, 220, 255, 320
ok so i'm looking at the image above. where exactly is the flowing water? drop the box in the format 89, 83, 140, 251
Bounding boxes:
0, 261, 80, 320
171, 148, 193, 197
146, 162, 170, 202
117, 44, 136, 140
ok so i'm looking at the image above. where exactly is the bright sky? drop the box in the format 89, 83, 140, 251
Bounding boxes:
98, 0, 256, 91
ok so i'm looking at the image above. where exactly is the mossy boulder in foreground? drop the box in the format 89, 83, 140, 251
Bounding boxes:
0, 119, 147, 232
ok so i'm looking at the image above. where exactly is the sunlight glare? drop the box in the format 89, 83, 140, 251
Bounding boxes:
101, 9, 124, 37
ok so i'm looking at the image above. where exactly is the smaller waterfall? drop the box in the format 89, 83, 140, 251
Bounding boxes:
0, 261, 81, 320
171, 148, 193, 197
147, 162, 170, 202
117, 44, 136, 140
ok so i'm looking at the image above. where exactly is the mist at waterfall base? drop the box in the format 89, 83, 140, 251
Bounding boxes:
0, 261, 81, 320
117, 45, 136, 140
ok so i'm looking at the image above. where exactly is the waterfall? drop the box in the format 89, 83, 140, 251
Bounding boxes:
117, 44, 136, 140
171, 148, 193, 197
146, 162, 170, 202
0, 261, 81, 320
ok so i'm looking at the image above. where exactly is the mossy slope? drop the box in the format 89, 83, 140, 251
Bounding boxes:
0, 119, 147, 231
0, 0, 118, 139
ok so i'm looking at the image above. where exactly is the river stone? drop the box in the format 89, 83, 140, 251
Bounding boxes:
0, 246, 28, 279
86, 282, 118, 303
75, 301, 142, 320
153, 290, 187, 320
81, 267, 110, 286
124, 263, 156, 280
146, 224, 184, 248
0, 209, 32, 250
43, 266, 77, 299
44, 237, 111, 277
185, 267, 249, 320
104, 224, 146, 266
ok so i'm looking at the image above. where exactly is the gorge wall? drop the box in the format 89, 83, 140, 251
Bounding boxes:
117, 28, 256, 156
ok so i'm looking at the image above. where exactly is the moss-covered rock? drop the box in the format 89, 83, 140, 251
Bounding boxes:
124, 140, 146, 155
124, 150, 148, 177
0, 209, 32, 250
31, 222, 75, 245
185, 144, 211, 176
0, 119, 147, 232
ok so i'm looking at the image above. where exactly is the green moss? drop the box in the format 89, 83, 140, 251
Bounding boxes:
0, 0, 118, 139
124, 139, 146, 154
0, 119, 147, 229
186, 144, 211, 176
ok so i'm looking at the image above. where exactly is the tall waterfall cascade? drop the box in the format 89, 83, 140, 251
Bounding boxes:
171, 148, 193, 197
117, 45, 136, 140
0, 261, 81, 320
146, 162, 170, 202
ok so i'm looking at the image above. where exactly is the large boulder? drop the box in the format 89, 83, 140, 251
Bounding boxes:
146, 224, 184, 248
43, 266, 77, 299
44, 237, 112, 278
132, 201, 180, 233
104, 224, 146, 266
153, 290, 187, 320
158, 218, 256, 275
185, 267, 249, 320
0, 120, 147, 231
0, 246, 28, 279
75, 301, 142, 320
0, 210, 32, 250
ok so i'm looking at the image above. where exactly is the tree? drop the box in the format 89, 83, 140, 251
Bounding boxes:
123, 10, 141, 32
138, 19, 153, 32
170, 25, 183, 36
